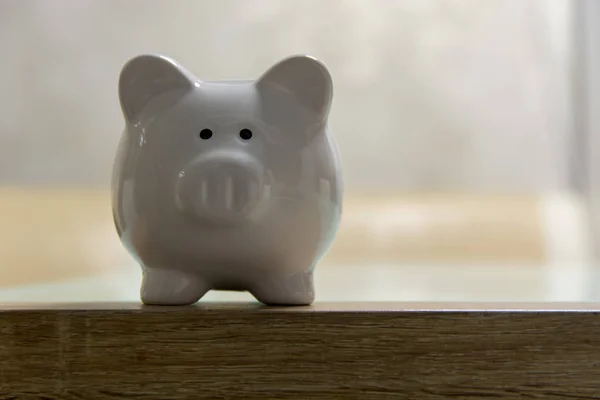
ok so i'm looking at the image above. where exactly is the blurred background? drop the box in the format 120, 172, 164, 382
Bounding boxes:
1, 0, 599, 303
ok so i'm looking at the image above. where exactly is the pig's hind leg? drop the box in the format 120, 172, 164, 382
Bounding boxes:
140, 266, 210, 306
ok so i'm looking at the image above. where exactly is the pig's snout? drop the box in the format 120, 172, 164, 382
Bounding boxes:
176, 152, 267, 224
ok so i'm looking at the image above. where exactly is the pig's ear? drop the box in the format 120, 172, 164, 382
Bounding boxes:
255, 55, 333, 120
118, 54, 196, 124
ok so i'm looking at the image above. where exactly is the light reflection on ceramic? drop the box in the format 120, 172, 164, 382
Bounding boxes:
111, 54, 343, 306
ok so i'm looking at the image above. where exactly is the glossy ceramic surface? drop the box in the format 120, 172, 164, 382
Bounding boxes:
111, 54, 343, 306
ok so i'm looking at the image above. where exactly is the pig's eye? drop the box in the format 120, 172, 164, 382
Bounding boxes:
199, 129, 213, 140
239, 129, 253, 140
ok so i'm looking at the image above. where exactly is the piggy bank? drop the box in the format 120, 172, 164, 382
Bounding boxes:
111, 54, 343, 306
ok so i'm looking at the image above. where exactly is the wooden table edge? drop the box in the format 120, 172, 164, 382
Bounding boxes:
2, 301, 600, 312
3, 301, 600, 398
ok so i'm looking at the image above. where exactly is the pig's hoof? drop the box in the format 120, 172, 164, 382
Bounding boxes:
140, 267, 209, 306
250, 272, 315, 306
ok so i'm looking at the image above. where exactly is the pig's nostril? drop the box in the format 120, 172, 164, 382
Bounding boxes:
224, 175, 234, 210
200, 179, 208, 204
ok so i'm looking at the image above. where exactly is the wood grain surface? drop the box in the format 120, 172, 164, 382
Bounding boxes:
2, 302, 600, 399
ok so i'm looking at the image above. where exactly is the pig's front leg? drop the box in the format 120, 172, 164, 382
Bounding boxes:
250, 271, 315, 306
140, 267, 210, 306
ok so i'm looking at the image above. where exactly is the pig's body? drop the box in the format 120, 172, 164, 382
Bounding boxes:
112, 54, 342, 305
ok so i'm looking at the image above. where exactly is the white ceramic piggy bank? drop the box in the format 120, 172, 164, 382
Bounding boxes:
112, 54, 343, 306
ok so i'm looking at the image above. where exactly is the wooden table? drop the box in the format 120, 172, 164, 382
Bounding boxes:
2, 302, 600, 399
